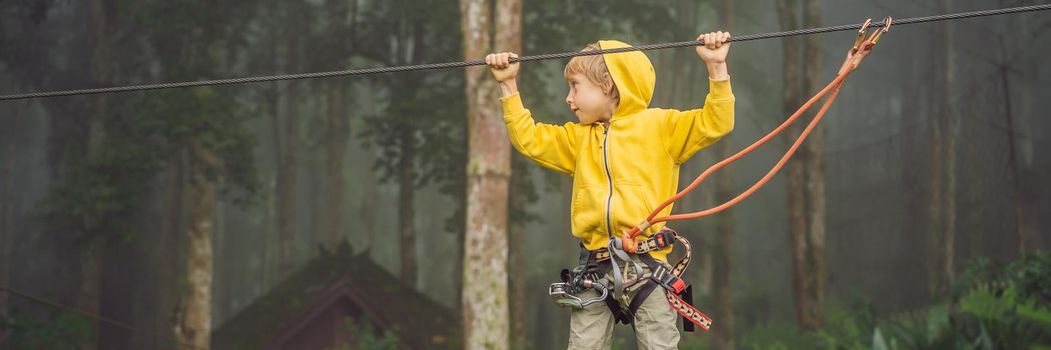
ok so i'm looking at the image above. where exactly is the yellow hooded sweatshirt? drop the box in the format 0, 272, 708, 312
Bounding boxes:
500, 40, 734, 263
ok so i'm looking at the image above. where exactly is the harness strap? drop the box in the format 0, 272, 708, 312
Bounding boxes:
669, 233, 692, 277
680, 285, 695, 332
665, 288, 713, 331
626, 281, 659, 324
639, 252, 711, 331
604, 290, 633, 325
608, 238, 644, 304
588, 251, 632, 324
588, 228, 678, 263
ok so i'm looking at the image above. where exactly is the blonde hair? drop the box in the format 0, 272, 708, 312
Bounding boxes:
563, 43, 619, 102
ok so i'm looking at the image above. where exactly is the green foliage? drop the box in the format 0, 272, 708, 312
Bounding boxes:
29, 0, 261, 245
954, 251, 1051, 349
43, 87, 259, 241
0, 308, 95, 350
1011, 253, 1051, 309
329, 317, 401, 350
736, 252, 1051, 350
352, 0, 468, 235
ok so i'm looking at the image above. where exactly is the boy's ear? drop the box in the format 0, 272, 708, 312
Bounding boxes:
602, 73, 617, 96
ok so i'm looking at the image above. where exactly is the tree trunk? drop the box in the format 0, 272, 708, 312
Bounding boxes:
776, 0, 817, 332
325, 83, 349, 250
497, 1, 526, 347
276, 5, 300, 278
0, 149, 9, 317
800, 0, 826, 331
277, 87, 299, 279
317, 0, 352, 250
265, 32, 281, 288
927, 0, 955, 297
175, 146, 216, 350
159, 145, 188, 350
711, 1, 736, 348
78, 246, 103, 349
399, 126, 418, 284
460, 0, 517, 347
79, 0, 112, 347
997, 37, 1037, 256
942, 0, 957, 288
508, 155, 528, 350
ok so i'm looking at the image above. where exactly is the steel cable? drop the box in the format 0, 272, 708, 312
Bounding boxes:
1, 4, 1048, 101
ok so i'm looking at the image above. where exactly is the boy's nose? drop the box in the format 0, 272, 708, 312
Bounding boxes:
565, 93, 573, 105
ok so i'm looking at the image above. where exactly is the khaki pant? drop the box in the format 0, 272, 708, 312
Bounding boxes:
567, 258, 680, 350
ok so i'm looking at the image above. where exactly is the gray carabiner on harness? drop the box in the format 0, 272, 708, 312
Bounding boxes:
549, 279, 609, 309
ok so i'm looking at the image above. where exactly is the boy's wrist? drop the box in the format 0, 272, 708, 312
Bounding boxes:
499, 79, 519, 97
706, 61, 729, 81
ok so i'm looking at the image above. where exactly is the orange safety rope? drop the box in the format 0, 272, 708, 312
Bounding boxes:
622, 18, 892, 250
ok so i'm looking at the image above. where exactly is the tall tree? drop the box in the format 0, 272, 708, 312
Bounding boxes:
500, 0, 526, 345
324, 81, 350, 250
994, 23, 1038, 255
0, 132, 9, 319
86, 2, 259, 348
507, 154, 534, 349
353, 0, 465, 286
927, 0, 957, 297
459, 0, 518, 347
319, 0, 361, 252
711, 0, 737, 347
777, 0, 826, 331
318, 0, 357, 252
78, 1, 113, 347
176, 147, 216, 350
800, 0, 827, 330
275, 2, 302, 278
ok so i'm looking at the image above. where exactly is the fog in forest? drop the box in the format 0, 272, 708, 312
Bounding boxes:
1, 0, 1050, 349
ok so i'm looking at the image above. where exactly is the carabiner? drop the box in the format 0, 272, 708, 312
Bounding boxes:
870, 17, 892, 45
549, 280, 609, 309
852, 18, 873, 52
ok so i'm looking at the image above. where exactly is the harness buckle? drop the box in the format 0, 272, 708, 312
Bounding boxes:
653, 228, 676, 249
651, 266, 686, 294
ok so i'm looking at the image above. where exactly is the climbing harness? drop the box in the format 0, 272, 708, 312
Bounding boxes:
1, 5, 1047, 101
549, 227, 711, 331
549, 17, 893, 333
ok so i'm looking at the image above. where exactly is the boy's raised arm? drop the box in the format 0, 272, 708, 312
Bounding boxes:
663, 79, 735, 163
488, 52, 580, 175
663, 31, 736, 163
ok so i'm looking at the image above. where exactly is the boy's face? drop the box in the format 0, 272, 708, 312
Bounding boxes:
565, 73, 616, 125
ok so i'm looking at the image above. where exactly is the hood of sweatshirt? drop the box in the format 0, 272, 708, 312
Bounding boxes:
599, 40, 655, 118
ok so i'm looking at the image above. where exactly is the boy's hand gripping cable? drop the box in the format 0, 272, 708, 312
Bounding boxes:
618, 18, 892, 253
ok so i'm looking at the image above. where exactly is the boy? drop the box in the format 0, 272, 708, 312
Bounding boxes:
486, 31, 733, 349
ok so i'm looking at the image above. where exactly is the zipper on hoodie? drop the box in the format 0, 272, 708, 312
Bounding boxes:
602, 123, 614, 237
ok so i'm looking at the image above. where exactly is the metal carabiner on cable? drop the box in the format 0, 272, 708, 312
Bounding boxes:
843, 17, 893, 73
